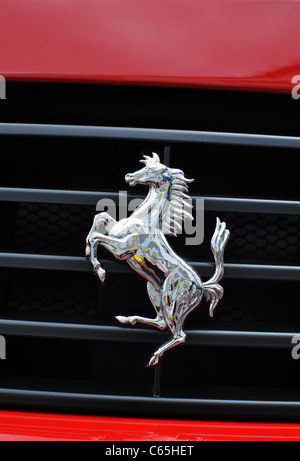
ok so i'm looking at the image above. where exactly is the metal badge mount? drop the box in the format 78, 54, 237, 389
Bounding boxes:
86, 153, 230, 367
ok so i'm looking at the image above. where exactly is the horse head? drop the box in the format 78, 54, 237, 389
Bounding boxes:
125, 153, 170, 188
125, 153, 195, 237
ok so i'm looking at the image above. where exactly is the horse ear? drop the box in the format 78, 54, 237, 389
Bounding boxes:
140, 153, 160, 165
140, 155, 152, 165
152, 153, 160, 163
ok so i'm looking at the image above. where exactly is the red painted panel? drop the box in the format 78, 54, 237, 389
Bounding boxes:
0, 0, 300, 92
0, 411, 300, 441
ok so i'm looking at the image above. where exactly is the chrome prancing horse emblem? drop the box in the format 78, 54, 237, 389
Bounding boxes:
86, 153, 230, 367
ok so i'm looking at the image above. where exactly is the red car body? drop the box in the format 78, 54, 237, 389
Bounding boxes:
1, 0, 299, 92
1, 0, 300, 441
1, 410, 300, 442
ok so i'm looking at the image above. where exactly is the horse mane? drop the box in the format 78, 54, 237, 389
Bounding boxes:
141, 153, 194, 236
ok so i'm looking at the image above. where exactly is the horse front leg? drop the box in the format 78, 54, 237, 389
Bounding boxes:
86, 212, 117, 258
88, 232, 107, 283
87, 232, 138, 283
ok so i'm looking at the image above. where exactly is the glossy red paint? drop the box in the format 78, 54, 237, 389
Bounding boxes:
1, 0, 300, 93
0, 411, 299, 441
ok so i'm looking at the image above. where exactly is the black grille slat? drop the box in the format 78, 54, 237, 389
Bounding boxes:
2, 187, 300, 214
1, 253, 300, 281
0, 319, 297, 349
1, 389, 300, 421
2, 122, 300, 149
1, 119, 300, 420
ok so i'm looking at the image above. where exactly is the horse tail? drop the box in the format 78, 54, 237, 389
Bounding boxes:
203, 218, 230, 317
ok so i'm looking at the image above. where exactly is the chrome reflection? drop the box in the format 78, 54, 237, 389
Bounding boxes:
86, 153, 230, 366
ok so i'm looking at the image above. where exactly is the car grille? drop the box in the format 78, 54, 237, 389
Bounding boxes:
1, 84, 300, 420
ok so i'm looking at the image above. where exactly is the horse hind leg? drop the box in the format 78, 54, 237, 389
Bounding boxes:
116, 315, 167, 331
148, 330, 186, 367
116, 283, 167, 332
147, 298, 188, 367
148, 286, 203, 367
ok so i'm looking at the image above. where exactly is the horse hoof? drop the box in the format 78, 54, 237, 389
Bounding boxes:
116, 316, 130, 325
96, 268, 106, 283
148, 355, 159, 367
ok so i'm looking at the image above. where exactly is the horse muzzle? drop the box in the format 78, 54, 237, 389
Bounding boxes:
125, 174, 137, 186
